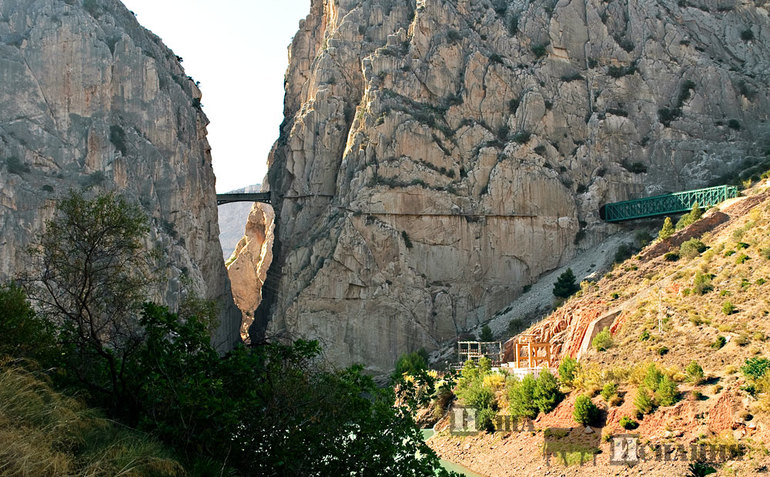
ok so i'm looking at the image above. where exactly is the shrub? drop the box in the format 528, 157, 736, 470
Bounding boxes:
573, 394, 599, 426
512, 130, 531, 144
634, 386, 654, 415
477, 407, 497, 432
532, 43, 548, 58
675, 203, 703, 230
712, 336, 726, 349
692, 272, 713, 295
601, 383, 618, 402
480, 324, 493, 342
741, 29, 754, 41
0, 284, 57, 363
664, 252, 680, 261
722, 301, 735, 315
735, 253, 749, 264
620, 416, 639, 430
728, 119, 741, 130
655, 376, 679, 406
392, 349, 428, 379
643, 364, 664, 391
109, 125, 128, 155
614, 244, 634, 263
534, 372, 563, 414
657, 346, 669, 356
508, 375, 538, 419
680, 238, 707, 259
592, 327, 613, 351
401, 230, 413, 248
742, 357, 770, 381
553, 268, 580, 298
686, 361, 705, 384
558, 356, 579, 386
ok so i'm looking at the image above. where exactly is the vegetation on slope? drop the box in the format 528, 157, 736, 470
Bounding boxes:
2, 190, 455, 477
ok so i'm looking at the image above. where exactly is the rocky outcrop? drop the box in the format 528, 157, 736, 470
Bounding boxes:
226, 202, 275, 341
241, 0, 770, 372
0, 0, 240, 350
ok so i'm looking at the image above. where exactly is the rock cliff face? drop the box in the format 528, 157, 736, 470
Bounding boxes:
0, 0, 240, 349
243, 0, 770, 372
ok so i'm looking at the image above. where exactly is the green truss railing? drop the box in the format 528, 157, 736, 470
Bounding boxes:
600, 185, 738, 222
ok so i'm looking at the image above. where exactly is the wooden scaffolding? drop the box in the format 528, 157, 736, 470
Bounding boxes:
512, 333, 552, 368
457, 341, 503, 366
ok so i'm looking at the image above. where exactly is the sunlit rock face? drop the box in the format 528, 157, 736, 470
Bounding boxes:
235, 0, 770, 372
0, 0, 241, 350
226, 202, 275, 341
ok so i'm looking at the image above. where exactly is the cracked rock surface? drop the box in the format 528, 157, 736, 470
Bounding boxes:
240, 0, 770, 372
0, 0, 240, 350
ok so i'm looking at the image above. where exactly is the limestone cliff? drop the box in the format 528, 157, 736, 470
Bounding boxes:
242, 0, 770, 372
0, 0, 240, 349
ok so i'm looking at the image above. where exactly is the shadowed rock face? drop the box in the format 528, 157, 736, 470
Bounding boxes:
0, 0, 240, 350
239, 0, 770, 372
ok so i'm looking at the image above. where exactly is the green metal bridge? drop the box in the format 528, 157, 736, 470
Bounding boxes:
600, 185, 738, 222
216, 192, 271, 205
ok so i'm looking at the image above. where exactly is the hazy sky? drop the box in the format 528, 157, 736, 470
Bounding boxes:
120, 0, 311, 193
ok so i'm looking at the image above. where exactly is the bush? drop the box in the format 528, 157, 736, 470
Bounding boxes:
680, 238, 707, 259
675, 203, 703, 230
573, 394, 599, 426
658, 217, 675, 240
477, 407, 497, 433
643, 364, 664, 391
592, 327, 613, 351
664, 251, 680, 261
742, 357, 770, 381
614, 244, 634, 263
534, 372, 563, 414
722, 301, 735, 315
0, 284, 57, 363
558, 356, 579, 386
634, 386, 654, 415
532, 43, 548, 58
508, 375, 538, 419
392, 349, 428, 379
401, 230, 413, 248
735, 253, 749, 264
654, 376, 679, 406
692, 272, 713, 295
728, 119, 741, 130
553, 268, 580, 298
512, 130, 531, 144
686, 360, 704, 384
480, 324, 493, 342
712, 336, 726, 349
657, 346, 669, 356
741, 29, 754, 41
620, 416, 639, 430
601, 383, 618, 402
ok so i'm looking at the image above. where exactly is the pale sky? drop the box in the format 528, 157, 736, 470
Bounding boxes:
120, 0, 311, 193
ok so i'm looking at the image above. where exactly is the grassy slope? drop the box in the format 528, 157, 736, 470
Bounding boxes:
0, 362, 182, 477
428, 182, 770, 476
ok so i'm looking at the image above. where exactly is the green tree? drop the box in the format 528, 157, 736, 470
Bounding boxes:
392, 349, 429, 380
592, 327, 613, 351
658, 216, 675, 240
553, 268, 580, 298
654, 376, 679, 406
533, 371, 563, 414
28, 190, 155, 413
676, 202, 703, 230
643, 363, 664, 391
680, 238, 707, 259
573, 394, 599, 426
480, 324, 494, 342
0, 284, 57, 363
634, 386, 654, 415
686, 360, 705, 384
508, 374, 538, 419
558, 356, 579, 387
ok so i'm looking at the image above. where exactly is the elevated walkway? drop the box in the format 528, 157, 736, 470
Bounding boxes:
600, 185, 738, 222
216, 192, 271, 205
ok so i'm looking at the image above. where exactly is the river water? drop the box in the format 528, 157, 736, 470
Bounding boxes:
421, 429, 485, 477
